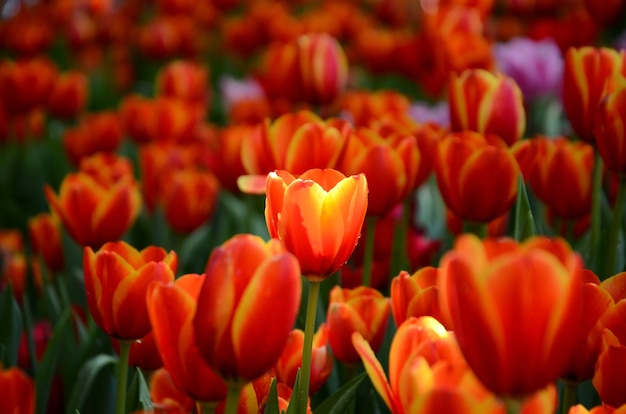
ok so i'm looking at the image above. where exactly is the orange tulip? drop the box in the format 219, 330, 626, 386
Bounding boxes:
47, 70, 88, 119
273, 324, 333, 394
327, 286, 390, 365
592, 328, 626, 408
193, 234, 301, 383
204, 124, 251, 193
339, 127, 419, 217
160, 168, 220, 233
513, 136, 594, 221
352, 316, 503, 414
295, 32, 348, 105
62, 111, 124, 166
78, 153, 137, 189
238, 111, 352, 193
595, 76, 626, 174
148, 274, 228, 403
0, 365, 35, 413
83, 241, 177, 340
435, 131, 519, 223
0, 230, 27, 303
45, 171, 142, 248
156, 60, 210, 108
149, 368, 195, 414
562, 47, 626, 142
391, 267, 452, 330
449, 69, 526, 147
338, 90, 411, 129
561, 270, 613, 383
0, 57, 57, 115
438, 234, 583, 397
28, 212, 64, 273
265, 168, 368, 280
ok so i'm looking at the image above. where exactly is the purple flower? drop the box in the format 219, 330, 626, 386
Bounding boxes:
408, 101, 450, 128
494, 37, 564, 101
219, 75, 265, 112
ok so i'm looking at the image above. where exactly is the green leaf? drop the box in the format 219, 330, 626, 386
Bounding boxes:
263, 378, 281, 414
513, 176, 537, 242
65, 354, 117, 414
0, 285, 22, 367
126, 368, 153, 412
285, 369, 302, 414
313, 373, 368, 414
35, 310, 72, 414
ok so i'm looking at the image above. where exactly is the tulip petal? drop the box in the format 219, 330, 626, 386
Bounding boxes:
231, 253, 301, 381
352, 331, 396, 412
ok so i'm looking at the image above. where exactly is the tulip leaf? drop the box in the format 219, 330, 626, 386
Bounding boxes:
264, 377, 281, 414
285, 368, 302, 414
64, 354, 117, 414
0, 285, 22, 367
35, 310, 72, 414
513, 176, 537, 241
126, 367, 153, 412
313, 373, 367, 414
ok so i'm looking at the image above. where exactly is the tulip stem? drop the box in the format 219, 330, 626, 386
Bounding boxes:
224, 383, 241, 414
503, 397, 523, 414
605, 176, 626, 278
361, 216, 377, 288
115, 340, 132, 414
297, 280, 321, 414
559, 380, 578, 414
590, 152, 603, 272
196, 401, 217, 414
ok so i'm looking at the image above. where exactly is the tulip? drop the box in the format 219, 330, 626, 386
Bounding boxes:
352, 316, 503, 414
0, 230, 27, 303
0, 365, 35, 413
339, 90, 411, 128
327, 286, 390, 365
238, 111, 352, 193
156, 60, 210, 108
265, 168, 368, 280
161, 168, 221, 233
339, 127, 419, 217
193, 234, 301, 383
595, 77, 626, 174
513, 136, 594, 222
83, 241, 177, 340
62, 111, 124, 166
562, 47, 626, 142
449, 69, 526, 146
148, 274, 228, 404
45, 171, 142, 248
592, 329, 626, 408
0, 57, 57, 115
295, 32, 348, 105
28, 212, 64, 273
78, 153, 137, 189
204, 124, 252, 193
273, 324, 333, 395
438, 234, 583, 397
149, 368, 195, 414
47, 70, 88, 119
435, 131, 519, 224
391, 267, 452, 330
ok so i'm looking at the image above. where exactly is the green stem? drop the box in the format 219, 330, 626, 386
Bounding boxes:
605, 176, 626, 278
115, 340, 132, 414
224, 383, 242, 414
462, 220, 488, 239
297, 280, 321, 414
503, 397, 523, 414
559, 380, 578, 414
197, 401, 217, 414
361, 216, 377, 288
590, 152, 603, 271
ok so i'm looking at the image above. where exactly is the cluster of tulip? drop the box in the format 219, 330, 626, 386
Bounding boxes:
2, 0, 626, 413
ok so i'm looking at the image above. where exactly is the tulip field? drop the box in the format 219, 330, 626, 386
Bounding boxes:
2, 0, 626, 413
